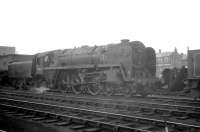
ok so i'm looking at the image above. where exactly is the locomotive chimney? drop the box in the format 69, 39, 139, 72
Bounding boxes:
120, 39, 130, 44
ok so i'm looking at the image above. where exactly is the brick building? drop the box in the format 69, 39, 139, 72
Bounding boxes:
156, 48, 187, 78
0, 46, 15, 56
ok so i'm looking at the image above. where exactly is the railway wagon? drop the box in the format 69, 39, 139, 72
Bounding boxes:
187, 49, 200, 98
31, 39, 156, 97
0, 54, 33, 85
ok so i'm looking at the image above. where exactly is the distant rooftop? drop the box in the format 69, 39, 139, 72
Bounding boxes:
156, 52, 174, 57
0, 46, 16, 55
0, 46, 15, 48
156, 47, 180, 58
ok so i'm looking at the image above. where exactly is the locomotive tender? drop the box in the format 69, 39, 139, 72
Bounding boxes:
29, 39, 156, 96
0, 54, 33, 86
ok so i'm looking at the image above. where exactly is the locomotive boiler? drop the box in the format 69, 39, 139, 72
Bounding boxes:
31, 39, 156, 97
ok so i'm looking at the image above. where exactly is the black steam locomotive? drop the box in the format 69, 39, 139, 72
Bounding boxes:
1, 40, 156, 97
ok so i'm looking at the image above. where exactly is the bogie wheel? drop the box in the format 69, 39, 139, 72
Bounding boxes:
40, 80, 47, 88
87, 83, 102, 96
16, 80, 24, 90
103, 83, 114, 96
22, 82, 28, 90
136, 85, 148, 97
123, 84, 132, 97
72, 85, 82, 95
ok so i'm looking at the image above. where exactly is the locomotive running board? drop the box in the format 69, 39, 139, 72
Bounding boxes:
43, 64, 120, 70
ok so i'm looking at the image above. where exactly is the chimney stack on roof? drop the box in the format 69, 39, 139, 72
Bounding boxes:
174, 47, 178, 53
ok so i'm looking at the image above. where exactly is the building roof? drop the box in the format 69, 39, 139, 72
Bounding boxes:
181, 54, 187, 60
0, 46, 15, 48
0, 54, 33, 58
156, 52, 173, 58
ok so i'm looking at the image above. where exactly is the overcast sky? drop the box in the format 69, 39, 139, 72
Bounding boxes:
0, 0, 199, 54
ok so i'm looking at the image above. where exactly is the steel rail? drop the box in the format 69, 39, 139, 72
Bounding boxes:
0, 97, 200, 131
1, 90, 199, 115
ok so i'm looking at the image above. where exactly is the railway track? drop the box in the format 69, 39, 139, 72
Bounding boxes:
1, 97, 200, 132
1, 85, 200, 104
1, 89, 200, 112
0, 89, 200, 128
1, 88, 200, 106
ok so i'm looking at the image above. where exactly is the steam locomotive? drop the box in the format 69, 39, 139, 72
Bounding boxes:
3, 40, 156, 97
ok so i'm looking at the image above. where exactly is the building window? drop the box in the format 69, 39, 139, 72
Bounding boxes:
159, 58, 162, 63
164, 57, 169, 63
